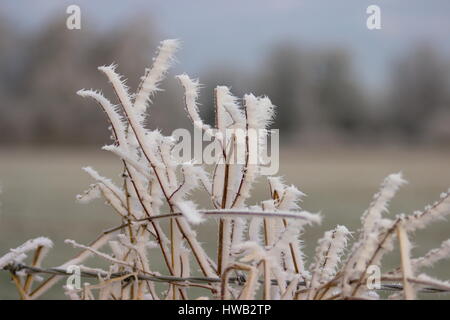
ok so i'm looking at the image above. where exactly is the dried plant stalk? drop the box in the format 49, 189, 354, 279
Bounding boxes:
396, 223, 415, 300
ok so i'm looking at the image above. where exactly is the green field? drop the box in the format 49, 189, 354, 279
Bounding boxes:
1, 147, 449, 299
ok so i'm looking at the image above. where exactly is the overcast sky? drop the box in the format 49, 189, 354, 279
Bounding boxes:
3, 0, 450, 91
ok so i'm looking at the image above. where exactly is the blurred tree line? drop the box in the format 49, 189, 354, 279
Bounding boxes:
0, 16, 449, 146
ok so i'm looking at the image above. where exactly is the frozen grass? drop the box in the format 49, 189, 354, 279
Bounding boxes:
1, 39, 449, 300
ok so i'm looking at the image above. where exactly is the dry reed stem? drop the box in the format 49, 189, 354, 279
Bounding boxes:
396, 223, 416, 300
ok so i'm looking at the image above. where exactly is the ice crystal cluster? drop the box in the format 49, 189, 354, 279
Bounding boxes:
1, 40, 450, 300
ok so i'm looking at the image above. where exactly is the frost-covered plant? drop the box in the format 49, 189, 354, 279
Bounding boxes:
1, 40, 450, 300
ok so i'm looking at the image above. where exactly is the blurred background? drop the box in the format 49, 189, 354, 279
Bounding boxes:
0, 0, 449, 299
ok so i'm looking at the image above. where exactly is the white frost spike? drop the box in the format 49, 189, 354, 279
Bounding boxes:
216, 86, 245, 129
76, 184, 101, 204
361, 172, 407, 234
160, 136, 177, 187
0, 237, 53, 268
248, 217, 263, 244
268, 176, 285, 199
134, 39, 180, 116
82, 167, 126, 204
101, 145, 152, 179
195, 165, 213, 195
245, 94, 275, 129
231, 217, 247, 247
269, 220, 302, 253
412, 239, 450, 271
294, 210, 322, 226
109, 240, 127, 261
310, 225, 351, 293
77, 89, 127, 145
232, 159, 257, 208
176, 74, 216, 139
234, 241, 267, 263
231, 95, 275, 209
344, 172, 406, 287
172, 163, 207, 201
278, 185, 306, 211
176, 200, 204, 224
416, 273, 450, 290
403, 193, 450, 232
65, 239, 131, 268
143, 130, 167, 169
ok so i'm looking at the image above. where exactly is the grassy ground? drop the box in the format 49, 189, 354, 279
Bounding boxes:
0, 146, 449, 299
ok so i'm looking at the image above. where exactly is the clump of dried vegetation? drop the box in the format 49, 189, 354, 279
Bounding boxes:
1, 40, 450, 300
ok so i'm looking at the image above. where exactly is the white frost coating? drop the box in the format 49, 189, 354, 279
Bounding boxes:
416, 273, 450, 289
143, 130, 167, 170
231, 94, 275, 209
269, 220, 308, 281
0, 237, 53, 268
216, 86, 245, 129
65, 239, 131, 268
176, 200, 204, 224
76, 184, 101, 204
310, 225, 351, 294
403, 192, 450, 231
234, 241, 267, 263
160, 136, 178, 188
82, 166, 126, 204
134, 39, 180, 117
97, 64, 134, 135
342, 173, 407, 293
195, 165, 213, 196
171, 163, 204, 201
176, 74, 216, 139
278, 185, 306, 211
201, 209, 321, 224
170, 163, 208, 224
268, 176, 285, 198
248, 217, 263, 244
109, 240, 127, 261
98, 184, 129, 216
412, 239, 450, 271
268, 177, 306, 212
233, 239, 287, 297
231, 160, 257, 208
244, 94, 275, 129
77, 89, 127, 146
294, 210, 322, 226
231, 217, 247, 247
102, 145, 152, 179
270, 220, 302, 253
361, 172, 407, 234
